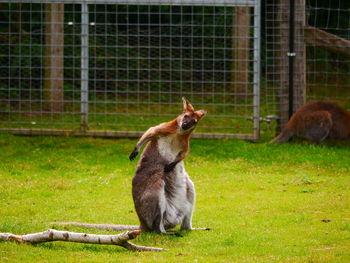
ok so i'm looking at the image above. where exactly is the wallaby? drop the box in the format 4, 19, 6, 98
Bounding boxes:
272, 101, 350, 144
129, 97, 206, 234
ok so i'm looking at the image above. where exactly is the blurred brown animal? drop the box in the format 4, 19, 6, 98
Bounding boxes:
271, 101, 350, 144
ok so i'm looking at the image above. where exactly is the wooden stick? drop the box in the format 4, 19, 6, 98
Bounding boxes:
51, 222, 139, 231
0, 229, 166, 252
52, 222, 211, 232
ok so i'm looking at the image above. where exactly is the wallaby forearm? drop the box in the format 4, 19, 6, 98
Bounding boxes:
129, 121, 178, 160
164, 150, 188, 172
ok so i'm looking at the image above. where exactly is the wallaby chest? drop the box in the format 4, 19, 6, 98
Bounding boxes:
157, 134, 183, 162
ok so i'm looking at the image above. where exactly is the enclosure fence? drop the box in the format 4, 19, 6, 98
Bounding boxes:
2, 0, 348, 140
265, 0, 350, 132
0, 0, 261, 140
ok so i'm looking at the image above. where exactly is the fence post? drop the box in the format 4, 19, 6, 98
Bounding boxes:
232, 6, 250, 97
44, 3, 64, 113
294, 0, 306, 112
276, 0, 305, 132
81, 3, 89, 131
288, 0, 295, 119
253, 0, 261, 140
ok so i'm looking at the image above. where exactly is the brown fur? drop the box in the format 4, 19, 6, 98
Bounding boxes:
272, 101, 350, 144
129, 97, 206, 233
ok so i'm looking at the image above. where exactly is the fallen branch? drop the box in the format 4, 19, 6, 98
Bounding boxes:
0, 229, 166, 252
51, 222, 139, 231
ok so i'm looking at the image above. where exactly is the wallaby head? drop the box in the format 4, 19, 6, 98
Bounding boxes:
128, 97, 206, 162
178, 97, 206, 132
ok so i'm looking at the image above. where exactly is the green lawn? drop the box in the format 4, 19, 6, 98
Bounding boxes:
0, 133, 349, 262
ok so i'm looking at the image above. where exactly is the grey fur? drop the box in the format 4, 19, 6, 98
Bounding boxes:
132, 140, 195, 233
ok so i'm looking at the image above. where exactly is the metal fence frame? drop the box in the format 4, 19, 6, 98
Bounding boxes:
0, 0, 261, 140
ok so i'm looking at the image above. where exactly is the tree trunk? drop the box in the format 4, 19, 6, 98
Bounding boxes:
232, 7, 251, 97
44, 4, 64, 113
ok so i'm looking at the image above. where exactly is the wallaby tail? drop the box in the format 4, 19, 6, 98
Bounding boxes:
270, 127, 294, 143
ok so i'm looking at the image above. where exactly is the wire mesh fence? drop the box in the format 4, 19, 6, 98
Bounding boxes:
1, 0, 349, 140
0, 0, 261, 139
264, 0, 350, 132
306, 0, 350, 105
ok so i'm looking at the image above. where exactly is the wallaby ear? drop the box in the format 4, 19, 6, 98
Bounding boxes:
196, 109, 207, 118
182, 97, 194, 112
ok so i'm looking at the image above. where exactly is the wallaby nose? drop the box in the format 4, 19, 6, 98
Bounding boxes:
182, 119, 196, 130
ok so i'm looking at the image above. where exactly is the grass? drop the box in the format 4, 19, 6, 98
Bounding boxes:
0, 98, 257, 134
0, 133, 350, 262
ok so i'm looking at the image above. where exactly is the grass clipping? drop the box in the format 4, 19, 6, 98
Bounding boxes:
0, 227, 166, 252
